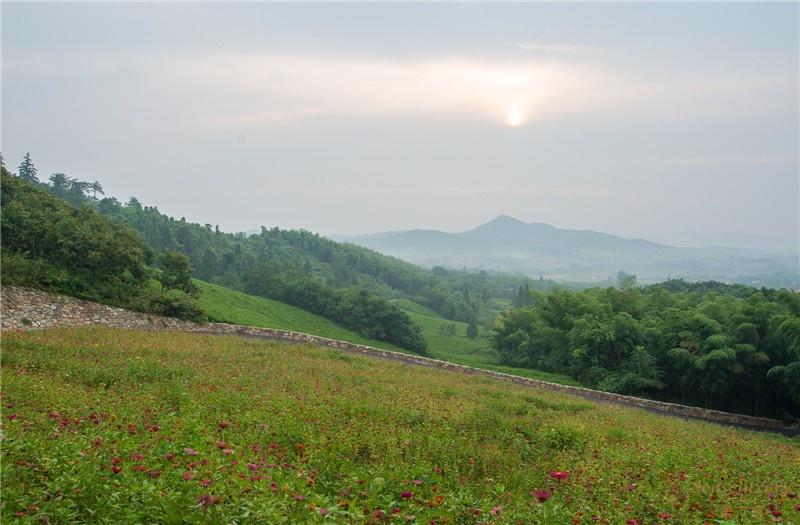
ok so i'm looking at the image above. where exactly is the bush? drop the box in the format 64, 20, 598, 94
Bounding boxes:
141, 290, 207, 323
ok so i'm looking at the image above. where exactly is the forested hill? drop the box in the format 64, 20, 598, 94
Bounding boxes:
24, 170, 555, 326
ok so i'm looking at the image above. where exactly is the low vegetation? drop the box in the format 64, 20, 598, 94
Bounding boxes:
2, 328, 798, 524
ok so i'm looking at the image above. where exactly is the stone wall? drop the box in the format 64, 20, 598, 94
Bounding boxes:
1, 286, 793, 433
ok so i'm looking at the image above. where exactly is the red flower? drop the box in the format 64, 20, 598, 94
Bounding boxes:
197, 493, 214, 507
48, 411, 61, 419
549, 471, 569, 481
6, 414, 18, 421
131, 454, 144, 462
401, 491, 413, 499
531, 489, 552, 503
218, 420, 230, 429
111, 465, 122, 474
200, 479, 212, 488
127, 424, 137, 434
149, 425, 160, 433
183, 471, 194, 481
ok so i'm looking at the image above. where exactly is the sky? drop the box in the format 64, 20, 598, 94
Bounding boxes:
2, 3, 799, 252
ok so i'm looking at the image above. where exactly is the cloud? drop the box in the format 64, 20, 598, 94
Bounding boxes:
152, 54, 623, 128
514, 39, 609, 57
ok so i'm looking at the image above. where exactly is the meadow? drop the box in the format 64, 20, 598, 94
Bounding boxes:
2, 327, 798, 524
198, 279, 577, 386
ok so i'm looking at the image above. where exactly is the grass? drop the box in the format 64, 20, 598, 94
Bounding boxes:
391, 301, 579, 385
195, 280, 406, 352
2, 327, 798, 524
197, 280, 577, 385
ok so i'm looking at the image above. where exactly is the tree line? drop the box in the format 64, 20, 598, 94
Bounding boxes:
491, 281, 800, 420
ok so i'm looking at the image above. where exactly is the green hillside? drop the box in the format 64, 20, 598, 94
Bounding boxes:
198, 280, 577, 385
196, 280, 406, 352
3, 328, 797, 524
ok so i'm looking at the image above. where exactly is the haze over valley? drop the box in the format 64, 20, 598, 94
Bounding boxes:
335, 215, 799, 287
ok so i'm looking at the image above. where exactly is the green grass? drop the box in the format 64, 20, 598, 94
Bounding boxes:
2, 327, 798, 524
195, 280, 406, 352
197, 280, 577, 385
397, 304, 580, 386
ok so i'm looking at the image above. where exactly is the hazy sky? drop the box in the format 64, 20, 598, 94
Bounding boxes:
2, 3, 798, 251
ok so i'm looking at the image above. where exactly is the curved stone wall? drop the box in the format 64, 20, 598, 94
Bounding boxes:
1, 286, 794, 433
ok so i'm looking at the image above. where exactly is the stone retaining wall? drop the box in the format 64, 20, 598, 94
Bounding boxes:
1, 286, 793, 433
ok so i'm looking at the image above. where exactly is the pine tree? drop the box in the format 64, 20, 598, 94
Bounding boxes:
18, 153, 38, 183
466, 319, 478, 339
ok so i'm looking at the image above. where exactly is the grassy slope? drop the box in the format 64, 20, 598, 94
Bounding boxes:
195, 280, 406, 352
395, 304, 580, 385
198, 280, 576, 385
3, 328, 797, 523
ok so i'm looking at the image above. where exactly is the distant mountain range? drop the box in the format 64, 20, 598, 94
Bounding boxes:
333, 215, 799, 286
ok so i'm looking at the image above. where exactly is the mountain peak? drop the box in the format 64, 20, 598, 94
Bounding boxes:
490, 214, 526, 225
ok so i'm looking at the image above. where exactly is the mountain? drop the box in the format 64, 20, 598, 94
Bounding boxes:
336, 215, 799, 286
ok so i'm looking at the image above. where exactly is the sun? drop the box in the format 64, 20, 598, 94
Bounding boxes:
506, 105, 525, 127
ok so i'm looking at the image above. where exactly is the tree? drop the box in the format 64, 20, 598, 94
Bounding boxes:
159, 251, 198, 296
18, 153, 38, 183
467, 319, 478, 339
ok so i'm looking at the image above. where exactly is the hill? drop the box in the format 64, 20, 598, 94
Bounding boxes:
339, 215, 799, 287
197, 280, 577, 385
196, 280, 407, 352
3, 327, 798, 523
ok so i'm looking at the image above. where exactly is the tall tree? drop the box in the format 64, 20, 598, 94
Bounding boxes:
466, 318, 478, 339
18, 153, 38, 183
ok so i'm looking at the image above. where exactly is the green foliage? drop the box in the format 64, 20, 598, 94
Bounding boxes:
1, 171, 206, 322
138, 289, 207, 323
3, 327, 798, 524
492, 283, 800, 420
243, 262, 426, 353
466, 319, 479, 339
17, 152, 38, 183
159, 251, 198, 296
1, 171, 152, 304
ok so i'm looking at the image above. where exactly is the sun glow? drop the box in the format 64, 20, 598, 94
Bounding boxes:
506, 105, 525, 127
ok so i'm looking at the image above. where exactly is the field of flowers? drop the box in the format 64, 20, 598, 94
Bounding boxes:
2, 327, 798, 524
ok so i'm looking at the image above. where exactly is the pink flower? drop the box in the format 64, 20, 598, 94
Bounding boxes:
246, 463, 259, 471
489, 505, 502, 516
531, 489, 552, 503
182, 471, 194, 481
200, 478, 212, 488
549, 471, 569, 481
184, 448, 199, 456
197, 493, 214, 507
319, 508, 329, 517
433, 465, 443, 474
221, 448, 234, 455
413, 479, 423, 486
293, 494, 305, 501
401, 491, 413, 499
131, 454, 144, 462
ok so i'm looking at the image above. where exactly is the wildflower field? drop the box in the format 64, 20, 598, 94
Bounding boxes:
2, 327, 798, 524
